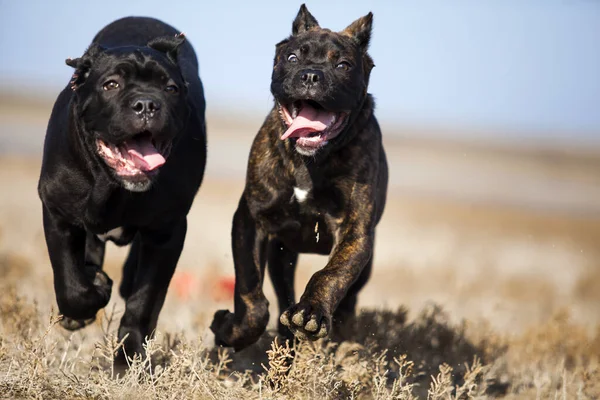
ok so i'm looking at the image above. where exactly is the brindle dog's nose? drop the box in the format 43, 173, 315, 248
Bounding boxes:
300, 69, 324, 85
131, 98, 161, 117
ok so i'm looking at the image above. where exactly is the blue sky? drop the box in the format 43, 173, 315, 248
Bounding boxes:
1, 0, 599, 142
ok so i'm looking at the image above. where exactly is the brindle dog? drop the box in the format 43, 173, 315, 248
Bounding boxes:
211, 4, 388, 350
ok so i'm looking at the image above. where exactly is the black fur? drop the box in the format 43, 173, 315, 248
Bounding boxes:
38, 17, 206, 365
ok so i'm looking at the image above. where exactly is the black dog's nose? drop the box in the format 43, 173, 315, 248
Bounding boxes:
300, 69, 324, 85
131, 99, 161, 116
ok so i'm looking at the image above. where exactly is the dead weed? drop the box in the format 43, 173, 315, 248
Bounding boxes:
1, 281, 599, 399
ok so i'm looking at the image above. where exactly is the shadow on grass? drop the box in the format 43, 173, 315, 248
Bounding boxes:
208, 305, 507, 397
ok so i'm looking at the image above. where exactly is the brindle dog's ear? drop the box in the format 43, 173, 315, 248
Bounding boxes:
148, 33, 186, 64
292, 4, 320, 35
65, 43, 105, 91
342, 12, 373, 50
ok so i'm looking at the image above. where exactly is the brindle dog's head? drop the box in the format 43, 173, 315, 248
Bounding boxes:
271, 4, 374, 157
66, 34, 189, 192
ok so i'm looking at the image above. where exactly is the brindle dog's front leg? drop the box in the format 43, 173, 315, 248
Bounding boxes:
281, 178, 376, 342
211, 196, 269, 350
280, 230, 373, 341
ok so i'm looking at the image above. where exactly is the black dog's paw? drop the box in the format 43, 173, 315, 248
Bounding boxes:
280, 301, 330, 341
88, 267, 113, 301
60, 316, 96, 331
57, 268, 113, 329
210, 308, 269, 351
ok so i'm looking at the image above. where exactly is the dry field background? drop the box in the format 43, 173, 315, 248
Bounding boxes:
1, 94, 600, 398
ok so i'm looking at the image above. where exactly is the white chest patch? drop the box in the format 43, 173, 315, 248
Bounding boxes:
293, 187, 309, 203
97, 227, 124, 242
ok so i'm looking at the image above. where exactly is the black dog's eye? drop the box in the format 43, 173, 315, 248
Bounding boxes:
102, 80, 120, 91
336, 62, 351, 71
287, 54, 298, 63
165, 85, 179, 94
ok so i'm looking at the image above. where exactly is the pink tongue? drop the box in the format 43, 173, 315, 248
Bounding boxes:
124, 139, 166, 171
281, 103, 335, 140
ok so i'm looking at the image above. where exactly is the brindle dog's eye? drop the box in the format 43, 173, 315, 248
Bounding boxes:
287, 54, 298, 63
102, 80, 120, 91
336, 62, 351, 71
165, 85, 179, 94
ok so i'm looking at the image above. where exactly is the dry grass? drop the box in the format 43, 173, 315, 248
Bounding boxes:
1, 265, 599, 400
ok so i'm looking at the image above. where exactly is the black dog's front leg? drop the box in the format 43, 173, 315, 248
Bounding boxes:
42, 207, 113, 328
116, 218, 187, 363
210, 196, 269, 351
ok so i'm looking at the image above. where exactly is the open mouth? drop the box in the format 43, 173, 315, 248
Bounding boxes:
96, 131, 172, 178
278, 100, 348, 152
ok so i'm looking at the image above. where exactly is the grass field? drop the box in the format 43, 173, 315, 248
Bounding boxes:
1, 97, 599, 399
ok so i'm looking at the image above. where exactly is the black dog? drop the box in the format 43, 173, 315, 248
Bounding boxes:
211, 5, 388, 350
38, 17, 206, 362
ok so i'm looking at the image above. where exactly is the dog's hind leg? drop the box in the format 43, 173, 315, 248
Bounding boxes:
85, 231, 106, 270
267, 238, 298, 342
84, 233, 111, 294
115, 218, 187, 364
331, 254, 372, 342
119, 234, 141, 300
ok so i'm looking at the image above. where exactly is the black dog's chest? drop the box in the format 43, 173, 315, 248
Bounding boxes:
77, 187, 178, 239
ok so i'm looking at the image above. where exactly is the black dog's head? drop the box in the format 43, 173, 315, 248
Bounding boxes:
271, 4, 374, 156
66, 34, 189, 192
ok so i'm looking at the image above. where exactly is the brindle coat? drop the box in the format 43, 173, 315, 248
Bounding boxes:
211, 5, 388, 350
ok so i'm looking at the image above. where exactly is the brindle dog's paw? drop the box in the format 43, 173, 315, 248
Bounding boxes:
280, 301, 330, 341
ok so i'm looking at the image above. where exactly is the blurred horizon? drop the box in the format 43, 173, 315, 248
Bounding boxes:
1, 0, 600, 147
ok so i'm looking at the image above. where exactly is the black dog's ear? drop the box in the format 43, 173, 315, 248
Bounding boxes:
148, 33, 186, 64
65, 43, 105, 91
342, 12, 373, 50
292, 4, 320, 35
65, 43, 105, 69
